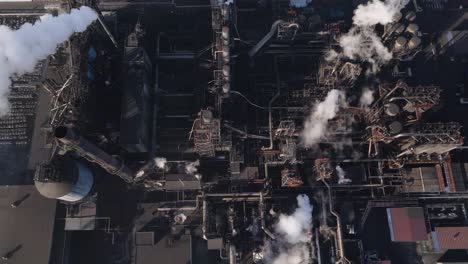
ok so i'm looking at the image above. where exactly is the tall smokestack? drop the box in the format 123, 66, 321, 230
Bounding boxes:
54, 126, 134, 183
0, 6, 98, 115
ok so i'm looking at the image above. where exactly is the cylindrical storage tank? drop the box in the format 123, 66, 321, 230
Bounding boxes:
403, 102, 415, 112
384, 103, 400, 116
405, 11, 416, 22
392, 12, 402, 22
388, 121, 403, 134
408, 36, 421, 49
385, 23, 399, 36
393, 36, 407, 51
406, 23, 419, 35
34, 160, 94, 202
394, 23, 406, 35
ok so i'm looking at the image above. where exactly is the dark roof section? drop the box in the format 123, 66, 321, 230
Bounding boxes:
433, 227, 468, 250
0, 185, 56, 264
437, 249, 468, 263
120, 47, 152, 153
387, 207, 428, 242
135, 233, 192, 264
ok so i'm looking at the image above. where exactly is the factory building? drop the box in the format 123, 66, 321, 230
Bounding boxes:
3, 0, 468, 263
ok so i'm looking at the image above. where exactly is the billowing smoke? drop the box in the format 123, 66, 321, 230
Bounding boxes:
330, 0, 409, 72
270, 247, 310, 264
289, 0, 312, 8
276, 194, 313, 243
185, 160, 200, 175
154, 157, 167, 170
301, 89, 346, 147
338, 28, 392, 72
359, 87, 374, 107
135, 156, 168, 178
353, 0, 408, 27
336, 165, 352, 184
264, 194, 313, 264
0, 6, 97, 115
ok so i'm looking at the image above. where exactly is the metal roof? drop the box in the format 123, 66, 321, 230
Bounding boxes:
0, 185, 56, 264
387, 207, 428, 242
433, 226, 468, 250
164, 174, 201, 190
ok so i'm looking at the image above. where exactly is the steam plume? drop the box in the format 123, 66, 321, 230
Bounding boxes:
185, 160, 200, 175
154, 157, 167, 170
264, 194, 313, 264
330, 0, 409, 72
0, 6, 98, 115
353, 0, 408, 27
336, 165, 351, 184
359, 88, 374, 107
338, 28, 392, 72
301, 90, 346, 147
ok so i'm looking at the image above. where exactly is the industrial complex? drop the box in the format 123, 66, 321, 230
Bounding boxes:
2, 0, 468, 263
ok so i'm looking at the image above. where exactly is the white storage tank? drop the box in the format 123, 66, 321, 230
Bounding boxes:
408, 36, 421, 50
34, 160, 94, 202
393, 36, 408, 52
406, 23, 419, 35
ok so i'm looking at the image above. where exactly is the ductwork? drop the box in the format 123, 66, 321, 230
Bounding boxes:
54, 126, 134, 183
259, 192, 276, 240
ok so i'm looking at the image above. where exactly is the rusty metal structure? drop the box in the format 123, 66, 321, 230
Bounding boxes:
377, 80, 441, 121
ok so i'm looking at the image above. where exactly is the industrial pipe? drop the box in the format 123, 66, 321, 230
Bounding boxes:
263, 57, 281, 150
96, 15, 118, 48
248, 20, 284, 58
322, 179, 351, 264
259, 192, 276, 240
202, 199, 209, 240
54, 126, 134, 183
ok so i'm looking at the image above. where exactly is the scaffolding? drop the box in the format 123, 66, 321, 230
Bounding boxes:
378, 80, 441, 121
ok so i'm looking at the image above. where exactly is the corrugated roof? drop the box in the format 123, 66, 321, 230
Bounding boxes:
387, 207, 428, 242
434, 227, 468, 250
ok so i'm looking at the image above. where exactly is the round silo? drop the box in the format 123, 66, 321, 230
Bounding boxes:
34, 160, 94, 202
408, 36, 422, 50
406, 23, 419, 35
393, 36, 408, 52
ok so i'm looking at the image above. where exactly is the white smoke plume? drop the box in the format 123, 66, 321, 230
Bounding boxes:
339, 28, 392, 72
289, 0, 312, 8
264, 194, 313, 264
270, 247, 310, 264
276, 194, 313, 243
301, 89, 346, 147
185, 160, 200, 175
353, 0, 408, 27
0, 6, 98, 115
336, 165, 352, 184
154, 157, 167, 170
359, 87, 374, 107
330, 0, 409, 72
